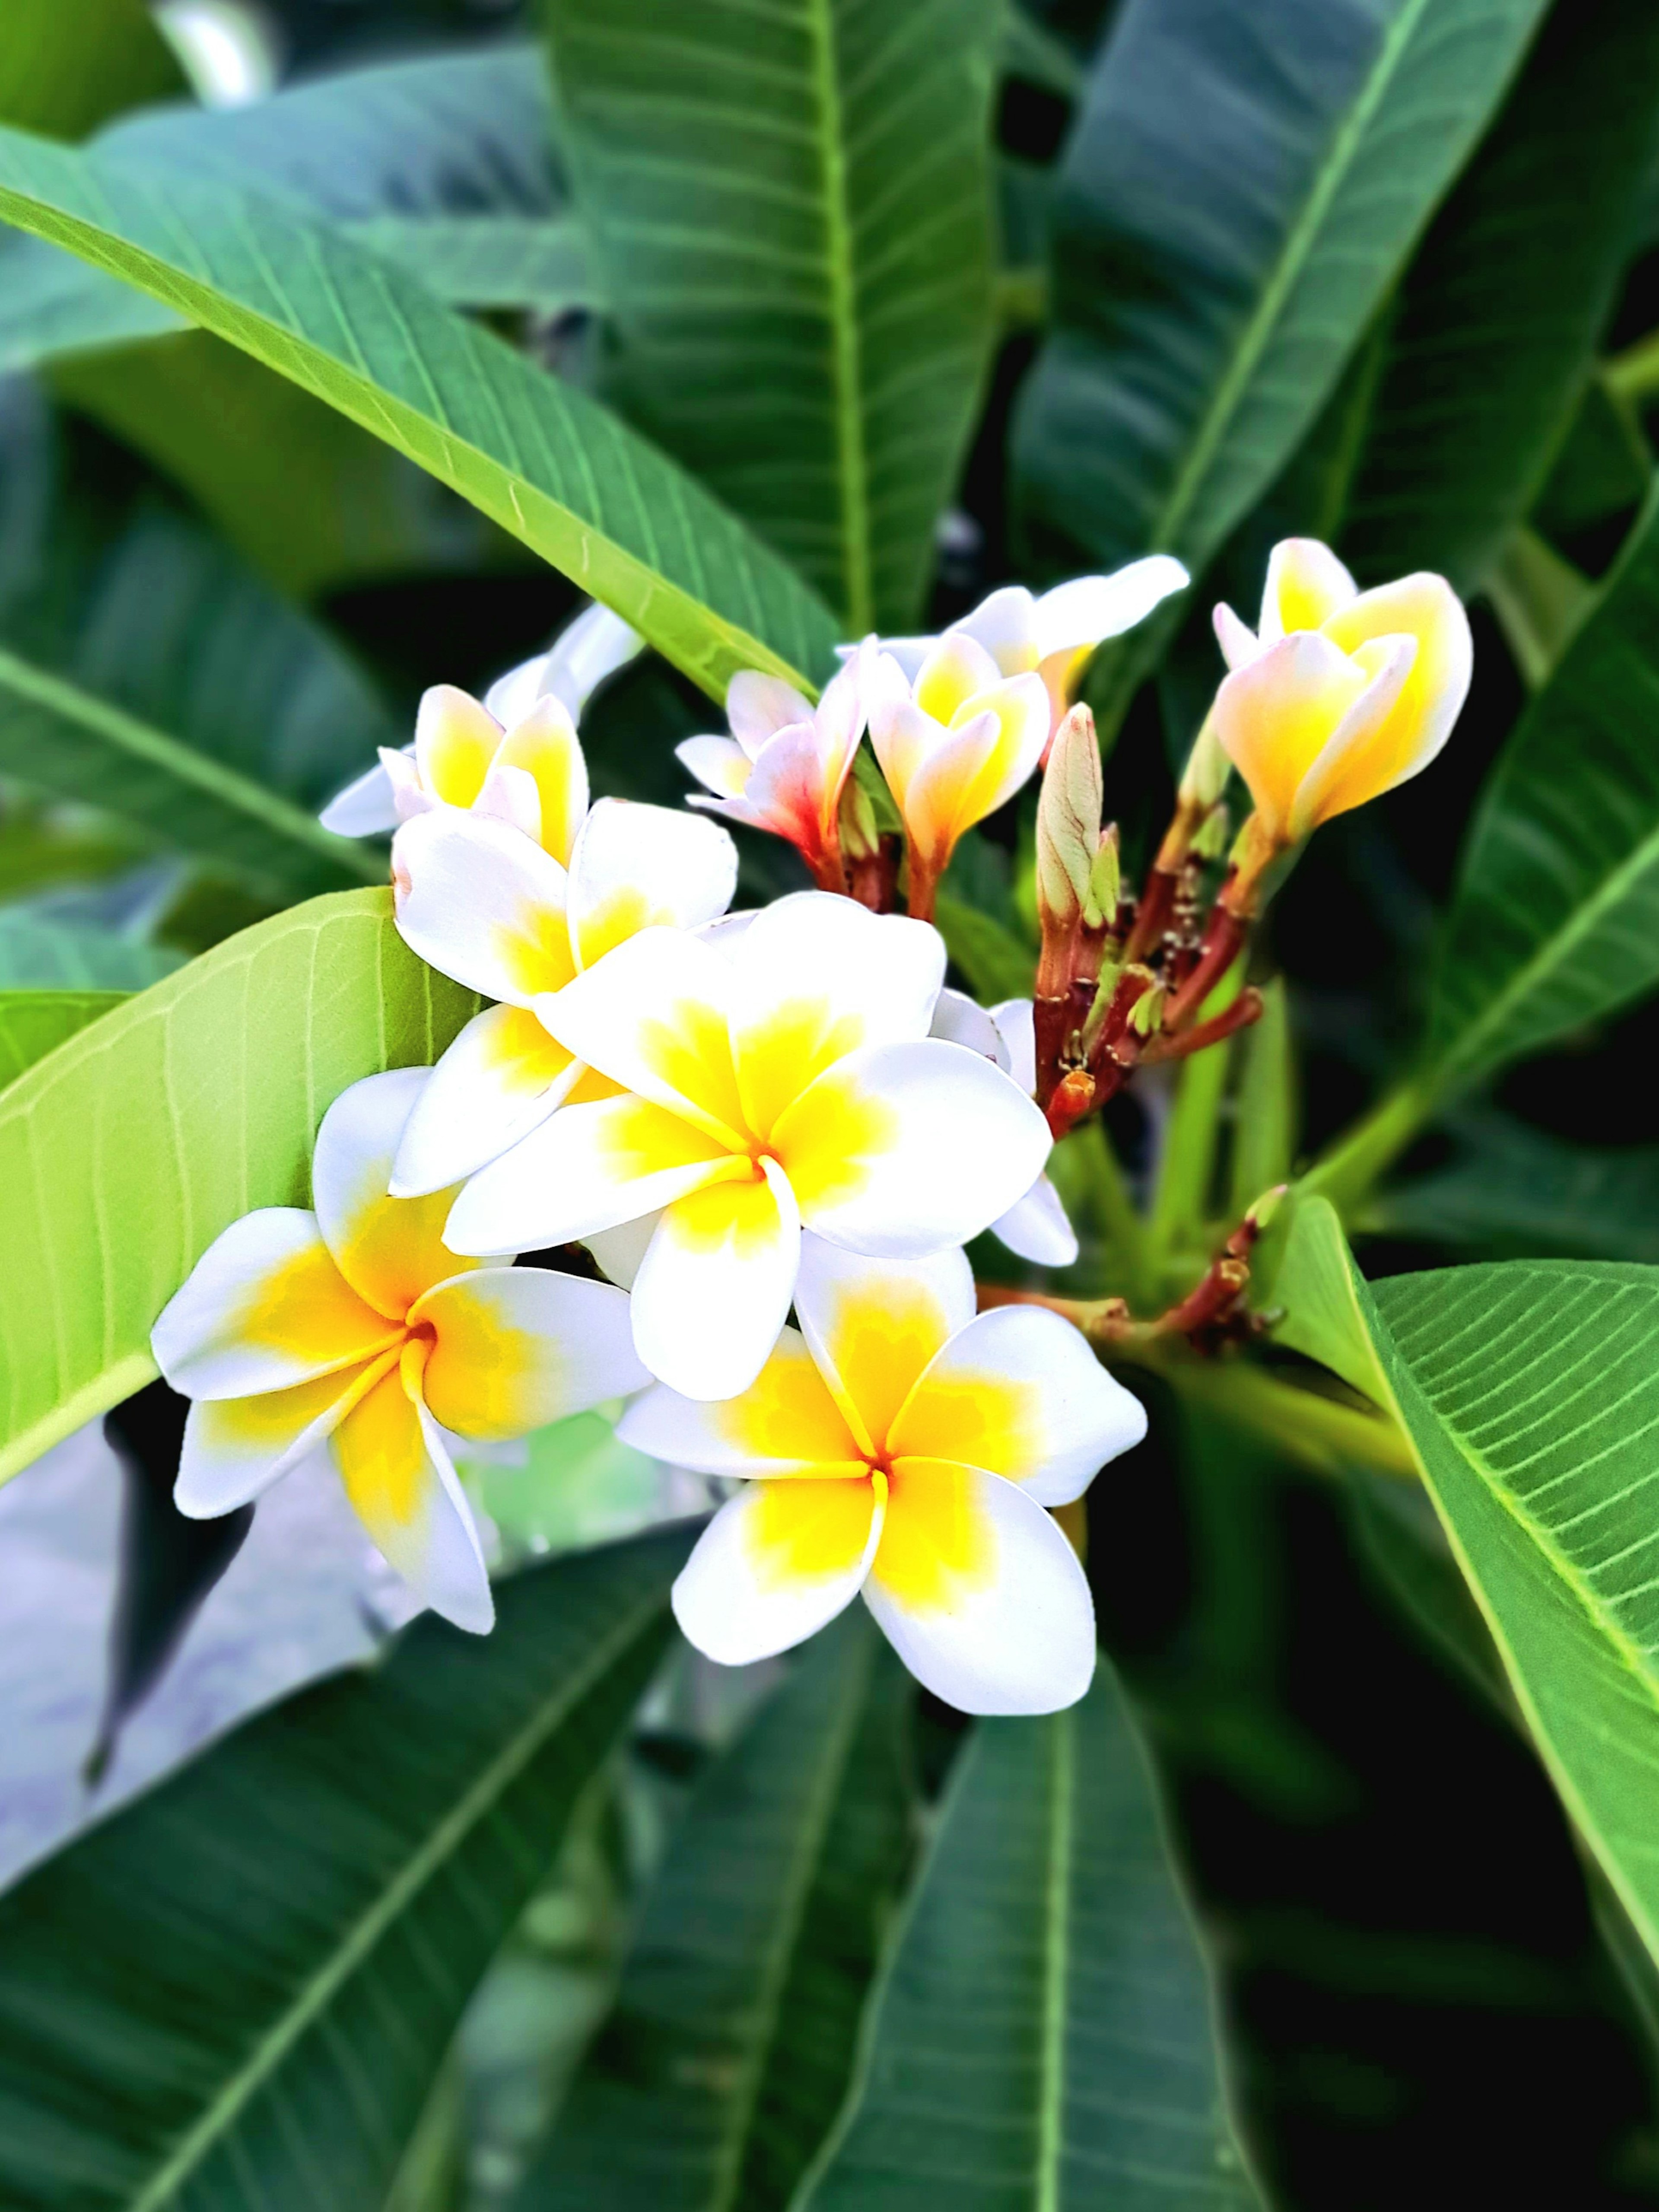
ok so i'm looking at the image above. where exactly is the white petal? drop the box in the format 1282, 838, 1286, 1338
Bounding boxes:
671, 1476, 882, 1665
1033, 557, 1188, 659
313, 1068, 482, 1314
392, 808, 574, 1006
414, 684, 502, 808
772, 1039, 1051, 1256
566, 796, 737, 969
889, 1305, 1146, 1504
629, 1157, 800, 1399
677, 733, 753, 799
483, 649, 549, 730
411, 1267, 648, 1435
696, 909, 760, 956
472, 761, 544, 843
991, 1175, 1078, 1267
988, 997, 1036, 1094
175, 1354, 389, 1517
727, 668, 816, 755
1213, 603, 1259, 672
583, 1211, 661, 1289
862, 635, 931, 684
391, 1004, 579, 1198
953, 585, 1039, 675
319, 755, 400, 837
618, 1324, 866, 1477
863, 1463, 1095, 1714
152, 1209, 398, 1400
1259, 538, 1358, 643
792, 1237, 976, 1454
445, 1094, 739, 1256
930, 985, 1011, 1071
489, 602, 642, 724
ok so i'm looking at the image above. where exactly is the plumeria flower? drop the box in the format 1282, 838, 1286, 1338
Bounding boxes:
1209, 538, 1472, 845
930, 989, 1077, 1266
150, 1070, 649, 1633
388, 786, 737, 1197
676, 642, 870, 892
319, 603, 642, 846
868, 557, 1189, 744
445, 894, 1052, 1401
618, 1239, 1147, 1712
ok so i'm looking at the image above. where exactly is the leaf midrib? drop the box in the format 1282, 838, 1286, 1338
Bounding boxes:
127, 1579, 668, 2212
804, 0, 872, 634
1034, 1706, 1073, 2212
1152, 0, 1435, 556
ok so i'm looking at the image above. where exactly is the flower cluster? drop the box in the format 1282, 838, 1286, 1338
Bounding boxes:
156, 541, 1469, 1714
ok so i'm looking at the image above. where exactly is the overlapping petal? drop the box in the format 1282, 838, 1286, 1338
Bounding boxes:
390, 1004, 583, 1199
566, 797, 737, 970
392, 809, 576, 1006
175, 1351, 393, 1518
618, 1324, 865, 1477
629, 1159, 801, 1400
1211, 630, 1414, 844
411, 1267, 647, 1436
492, 695, 589, 865
671, 1476, 883, 1666
312, 1069, 486, 1314
791, 1238, 974, 1455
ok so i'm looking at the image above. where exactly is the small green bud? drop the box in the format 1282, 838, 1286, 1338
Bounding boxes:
1191, 801, 1230, 862
1128, 982, 1166, 1040
1082, 823, 1121, 932
1178, 709, 1230, 810
1036, 703, 1103, 931
838, 767, 880, 861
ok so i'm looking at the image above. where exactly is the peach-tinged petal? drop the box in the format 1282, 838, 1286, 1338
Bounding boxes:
537, 926, 746, 1146
412, 1267, 647, 1438
1210, 630, 1378, 843
495, 695, 589, 865
1319, 573, 1472, 804
864, 1461, 1095, 1713
176, 1349, 395, 1517
1286, 634, 1417, 840
152, 1209, 398, 1399
566, 797, 737, 971
677, 734, 754, 800
671, 1476, 882, 1665
319, 755, 400, 837
1259, 537, 1357, 643
392, 808, 576, 1006
618, 1325, 866, 1477
867, 696, 943, 821
390, 1004, 581, 1199
941, 672, 1050, 818
313, 1069, 485, 1315
413, 684, 502, 808
890, 1306, 1146, 1504
772, 1039, 1051, 1255
630, 1157, 801, 1399
445, 1094, 743, 1256
792, 1240, 976, 1457
1212, 602, 1259, 672
728, 669, 817, 756
954, 585, 1039, 675
738, 721, 841, 854
913, 631, 1004, 726
729, 895, 944, 1139
990, 1174, 1078, 1267
330, 1341, 493, 1633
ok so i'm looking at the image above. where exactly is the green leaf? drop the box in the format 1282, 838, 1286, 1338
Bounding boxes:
932, 896, 1034, 1005
1532, 374, 1652, 541
797, 1663, 1260, 2210
1012, 0, 1551, 585
1334, 0, 1659, 591
519, 1609, 914, 2209
1276, 1197, 1659, 1970
0, 987, 125, 1084
0, 916, 181, 989
545, 0, 1003, 630
1482, 524, 1593, 689
0, 125, 840, 700
0, 887, 476, 1484
1427, 481, 1659, 1090
0, 0, 182, 140
0, 1525, 690, 2211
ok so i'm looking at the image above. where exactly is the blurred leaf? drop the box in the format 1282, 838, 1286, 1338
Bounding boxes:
518, 1609, 914, 2210
1366, 1110, 1659, 1263
0, 887, 475, 1485
89, 1378, 254, 1786
0, 0, 182, 140
0, 126, 840, 699
1334, 0, 1659, 591
1277, 1197, 1659, 1973
0, 815, 143, 901
545, 0, 1002, 630
1427, 483, 1659, 1090
1345, 1464, 1511, 1717
798, 1662, 1260, 2209
1229, 976, 1294, 1218
0, 915, 181, 989
0, 987, 126, 1085
1012, 0, 1551, 592
933, 895, 1035, 1005
1532, 374, 1652, 541
1001, 7, 1084, 100
1483, 524, 1593, 688
0, 1525, 690, 2211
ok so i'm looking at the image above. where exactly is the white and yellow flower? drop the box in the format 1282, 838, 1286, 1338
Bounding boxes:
1210, 538, 1472, 845
618, 1239, 1146, 1712
445, 894, 1052, 1401
319, 603, 642, 846
929, 989, 1077, 1265
151, 1070, 649, 1633
870, 559, 1189, 743
676, 643, 870, 891
388, 789, 737, 1197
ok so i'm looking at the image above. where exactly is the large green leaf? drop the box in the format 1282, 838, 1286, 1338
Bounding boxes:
0, 988, 126, 1086
1276, 1198, 1659, 1971
0, 917, 180, 990
0, 125, 840, 699
0, 887, 475, 1484
518, 1608, 914, 2209
0, 1525, 690, 2211
1012, 0, 1550, 589
0, 0, 182, 139
545, 0, 1002, 630
1334, 0, 1659, 591
798, 1665, 1259, 2209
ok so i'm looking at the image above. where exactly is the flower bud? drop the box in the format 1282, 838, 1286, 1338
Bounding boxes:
1035, 703, 1103, 933
837, 764, 881, 863
1177, 709, 1230, 811
1082, 821, 1120, 932
1128, 982, 1166, 1040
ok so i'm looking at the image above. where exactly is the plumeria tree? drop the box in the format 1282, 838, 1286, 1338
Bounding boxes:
4, 0, 1659, 2202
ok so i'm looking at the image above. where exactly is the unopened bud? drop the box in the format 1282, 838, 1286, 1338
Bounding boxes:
1178, 709, 1230, 811
1036, 703, 1103, 932
1082, 823, 1120, 933
1128, 983, 1166, 1040
1192, 801, 1230, 863
1246, 1183, 1287, 1233
837, 769, 880, 862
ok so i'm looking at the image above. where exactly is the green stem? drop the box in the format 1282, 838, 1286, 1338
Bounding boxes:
1299, 1079, 1431, 1219
1147, 966, 1242, 1272
1064, 1120, 1151, 1311
1132, 1353, 1417, 1481
1605, 331, 1659, 407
